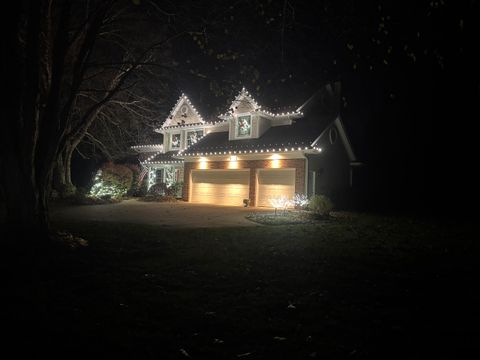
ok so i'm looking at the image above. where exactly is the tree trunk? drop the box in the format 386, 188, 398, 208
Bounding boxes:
65, 145, 74, 188
53, 153, 66, 195
52, 144, 76, 197
1, 151, 51, 242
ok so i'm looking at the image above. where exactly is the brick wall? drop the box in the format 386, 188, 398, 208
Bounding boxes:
182, 158, 306, 206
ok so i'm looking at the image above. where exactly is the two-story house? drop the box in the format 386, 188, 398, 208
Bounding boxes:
133, 83, 360, 206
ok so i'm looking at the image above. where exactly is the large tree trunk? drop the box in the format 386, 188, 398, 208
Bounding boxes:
3, 0, 73, 241
52, 143, 76, 197
1, 148, 51, 241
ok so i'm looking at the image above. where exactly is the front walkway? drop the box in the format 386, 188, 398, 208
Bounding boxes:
51, 199, 271, 228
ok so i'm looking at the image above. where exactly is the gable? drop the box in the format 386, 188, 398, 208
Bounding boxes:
162, 94, 204, 128
312, 117, 356, 162
230, 88, 261, 115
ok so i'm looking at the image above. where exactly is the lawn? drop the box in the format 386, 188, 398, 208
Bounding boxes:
5, 214, 478, 359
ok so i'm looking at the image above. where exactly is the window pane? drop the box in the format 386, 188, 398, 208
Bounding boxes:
171, 134, 181, 149
237, 116, 251, 137
187, 130, 203, 146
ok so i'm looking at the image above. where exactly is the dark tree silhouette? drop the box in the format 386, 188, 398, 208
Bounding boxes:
2, 0, 176, 238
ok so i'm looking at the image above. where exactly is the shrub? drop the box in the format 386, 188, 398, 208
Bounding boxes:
139, 195, 177, 203
169, 181, 183, 197
308, 194, 333, 217
292, 193, 309, 209
89, 162, 133, 199
148, 181, 182, 197
125, 163, 141, 196
148, 182, 167, 196
134, 177, 149, 197
101, 162, 133, 191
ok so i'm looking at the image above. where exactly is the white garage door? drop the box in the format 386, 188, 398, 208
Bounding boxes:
191, 169, 250, 206
256, 169, 296, 207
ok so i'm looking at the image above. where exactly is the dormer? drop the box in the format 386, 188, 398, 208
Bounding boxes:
220, 88, 303, 141
224, 88, 266, 141
158, 94, 206, 152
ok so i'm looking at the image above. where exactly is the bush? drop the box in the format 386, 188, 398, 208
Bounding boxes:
125, 163, 141, 196
138, 195, 177, 203
101, 162, 133, 192
134, 177, 149, 197
89, 162, 133, 199
169, 181, 183, 198
148, 182, 168, 196
308, 194, 333, 217
148, 181, 182, 197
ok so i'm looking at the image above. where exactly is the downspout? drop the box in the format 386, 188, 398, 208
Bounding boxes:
304, 153, 308, 196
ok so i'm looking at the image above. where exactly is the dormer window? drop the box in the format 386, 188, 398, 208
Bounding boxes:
171, 133, 181, 150
236, 115, 252, 138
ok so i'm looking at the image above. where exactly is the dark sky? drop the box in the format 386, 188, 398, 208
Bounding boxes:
75, 0, 479, 213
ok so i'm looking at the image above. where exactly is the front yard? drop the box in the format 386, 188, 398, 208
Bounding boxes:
5, 214, 478, 358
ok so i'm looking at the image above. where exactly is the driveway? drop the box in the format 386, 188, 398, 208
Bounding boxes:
51, 199, 271, 228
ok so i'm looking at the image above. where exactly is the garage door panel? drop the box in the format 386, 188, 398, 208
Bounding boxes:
257, 169, 296, 207
191, 170, 250, 206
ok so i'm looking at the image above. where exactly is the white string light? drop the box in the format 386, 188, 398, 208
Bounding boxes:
180, 146, 322, 157
131, 144, 163, 149
159, 93, 206, 130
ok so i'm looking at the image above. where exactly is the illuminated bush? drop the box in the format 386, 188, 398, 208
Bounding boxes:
308, 194, 333, 217
269, 195, 292, 215
292, 193, 309, 209
89, 163, 133, 199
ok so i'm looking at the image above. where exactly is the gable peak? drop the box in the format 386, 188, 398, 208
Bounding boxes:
162, 93, 205, 128
234, 87, 261, 109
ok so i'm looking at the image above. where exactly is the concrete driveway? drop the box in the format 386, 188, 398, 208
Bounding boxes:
51, 199, 270, 228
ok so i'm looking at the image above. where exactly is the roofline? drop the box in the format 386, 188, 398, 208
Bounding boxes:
178, 145, 322, 158
161, 93, 206, 129
311, 116, 357, 162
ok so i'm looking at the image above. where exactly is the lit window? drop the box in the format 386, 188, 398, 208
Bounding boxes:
171, 133, 181, 149
187, 130, 203, 146
236, 115, 252, 137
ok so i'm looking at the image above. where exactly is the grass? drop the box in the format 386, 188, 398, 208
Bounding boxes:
4, 214, 479, 359
246, 209, 320, 225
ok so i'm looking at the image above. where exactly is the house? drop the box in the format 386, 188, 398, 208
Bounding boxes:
133, 83, 360, 207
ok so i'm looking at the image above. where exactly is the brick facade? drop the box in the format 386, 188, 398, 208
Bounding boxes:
182, 158, 306, 206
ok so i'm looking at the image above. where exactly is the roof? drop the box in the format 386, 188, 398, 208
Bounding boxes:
140, 151, 183, 165
159, 94, 205, 130
181, 115, 332, 155
179, 82, 358, 159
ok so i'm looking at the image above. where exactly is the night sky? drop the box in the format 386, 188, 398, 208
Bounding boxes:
72, 0, 479, 214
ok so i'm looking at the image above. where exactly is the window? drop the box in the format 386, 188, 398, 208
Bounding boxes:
171, 133, 181, 150
187, 130, 203, 147
236, 115, 252, 137
155, 169, 164, 184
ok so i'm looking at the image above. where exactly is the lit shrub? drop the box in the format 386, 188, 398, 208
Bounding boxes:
269, 195, 291, 215
89, 162, 133, 199
292, 193, 309, 209
308, 194, 333, 217
101, 162, 133, 191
